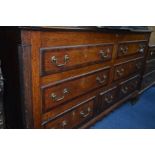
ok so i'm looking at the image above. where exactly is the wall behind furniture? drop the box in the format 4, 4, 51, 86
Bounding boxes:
149, 26, 155, 45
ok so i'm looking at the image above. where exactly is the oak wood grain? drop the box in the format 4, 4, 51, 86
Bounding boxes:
0, 27, 151, 128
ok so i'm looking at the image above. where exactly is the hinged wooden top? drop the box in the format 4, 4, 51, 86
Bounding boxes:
18, 26, 152, 33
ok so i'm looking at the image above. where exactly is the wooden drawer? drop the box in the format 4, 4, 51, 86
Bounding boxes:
40, 44, 113, 76
130, 59, 143, 73
41, 31, 115, 47
117, 42, 146, 59
114, 58, 143, 81
118, 33, 147, 42
142, 71, 155, 89
98, 87, 118, 113
119, 76, 140, 98
42, 67, 110, 111
147, 48, 155, 60
43, 99, 94, 129
42, 92, 97, 123
145, 60, 155, 74
114, 63, 127, 81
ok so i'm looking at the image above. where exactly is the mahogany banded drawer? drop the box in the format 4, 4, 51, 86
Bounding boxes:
119, 75, 140, 98
117, 42, 147, 59
43, 98, 94, 129
41, 31, 115, 47
98, 86, 118, 113
42, 90, 97, 124
117, 33, 148, 42
42, 67, 110, 112
114, 58, 143, 81
40, 44, 113, 76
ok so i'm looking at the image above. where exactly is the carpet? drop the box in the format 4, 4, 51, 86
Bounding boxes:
90, 86, 155, 129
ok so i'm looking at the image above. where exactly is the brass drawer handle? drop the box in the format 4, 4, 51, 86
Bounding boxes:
120, 46, 128, 54
80, 107, 91, 118
96, 75, 107, 84
51, 55, 69, 67
138, 44, 145, 53
51, 88, 69, 102
100, 48, 110, 59
121, 86, 128, 94
105, 95, 113, 104
61, 120, 67, 128
151, 51, 155, 56
117, 68, 124, 76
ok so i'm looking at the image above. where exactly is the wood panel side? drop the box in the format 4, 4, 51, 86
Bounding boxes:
30, 31, 42, 128
20, 30, 42, 128
18, 44, 34, 128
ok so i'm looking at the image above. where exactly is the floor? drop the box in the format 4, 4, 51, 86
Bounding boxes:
91, 86, 155, 129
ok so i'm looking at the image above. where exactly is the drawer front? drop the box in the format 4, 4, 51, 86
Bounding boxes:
42, 92, 97, 123
117, 42, 146, 59
44, 110, 74, 129
41, 44, 113, 76
43, 99, 94, 129
41, 31, 115, 47
119, 76, 140, 98
118, 34, 148, 42
145, 60, 155, 74
114, 63, 127, 81
147, 49, 155, 60
114, 58, 143, 81
98, 87, 118, 113
42, 68, 110, 111
142, 71, 155, 89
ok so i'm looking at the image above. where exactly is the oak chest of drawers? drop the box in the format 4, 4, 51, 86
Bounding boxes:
0, 27, 151, 128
